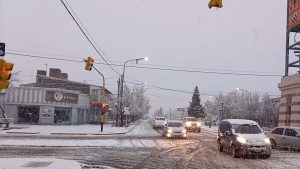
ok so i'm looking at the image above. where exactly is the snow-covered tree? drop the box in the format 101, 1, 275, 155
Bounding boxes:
130, 86, 151, 119
188, 86, 204, 118
153, 107, 163, 117
203, 91, 279, 127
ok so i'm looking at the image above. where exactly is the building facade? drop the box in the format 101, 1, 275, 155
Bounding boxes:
3, 68, 114, 125
5, 87, 90, 125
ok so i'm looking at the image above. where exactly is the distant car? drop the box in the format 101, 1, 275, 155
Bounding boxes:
267, 126, 300, 150
217, 119, 272, 158
182, 117, 201, 132
162, 120, 187, 139
152, 117, 167, 129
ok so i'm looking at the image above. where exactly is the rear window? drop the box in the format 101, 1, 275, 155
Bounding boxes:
168, 122, 182, 127
156, 117, 165, 121
271, 128, 284, 135
234, 124, 262, 134
186, 118, 197, 121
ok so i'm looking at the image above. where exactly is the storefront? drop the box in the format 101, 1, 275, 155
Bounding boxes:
4, 87, 90, 125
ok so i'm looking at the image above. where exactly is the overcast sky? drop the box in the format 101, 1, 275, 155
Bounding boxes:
0, 0, 288, 112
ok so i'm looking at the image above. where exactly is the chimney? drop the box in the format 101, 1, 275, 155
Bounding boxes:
37, 70, 46, 76
61, 73, 68, 80
49, 68, 61, 78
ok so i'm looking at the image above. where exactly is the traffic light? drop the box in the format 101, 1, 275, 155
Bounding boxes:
0, 59, 13, 89
0, 43, 5, 56
85, 56, 94, 71
208, 0, 223, 9
102, 103, 109, 112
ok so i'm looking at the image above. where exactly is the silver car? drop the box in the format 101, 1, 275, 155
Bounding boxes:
163, 121, 187, 139
267, 126, 300, 150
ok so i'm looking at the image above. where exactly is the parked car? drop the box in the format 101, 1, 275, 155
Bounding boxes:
162, 120, 187, 139
182, 117, 201, 132
267, 126, 300, 150
217, 119, 272, 158
152, 117, 167, 129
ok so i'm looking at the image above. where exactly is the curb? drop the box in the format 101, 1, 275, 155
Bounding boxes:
6, 131, 40, 135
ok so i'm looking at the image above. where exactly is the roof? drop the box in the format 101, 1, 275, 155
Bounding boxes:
167, 120, 182, 123
275, 126, 300, 130
222, 119, 258, 125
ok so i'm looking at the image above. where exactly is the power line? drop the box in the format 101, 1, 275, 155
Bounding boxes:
8, 48, 281, 76
60, 0, 120, 76
7, 52, 282, 77
8, 52, 279, 96
63, 0, 116, 68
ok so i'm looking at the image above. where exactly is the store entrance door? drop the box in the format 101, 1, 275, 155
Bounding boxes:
54, 107, 72, 124
18, 106, 40, 124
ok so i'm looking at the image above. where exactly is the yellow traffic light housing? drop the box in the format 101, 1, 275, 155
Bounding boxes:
0, 59, 13, 89
102, 103, 109, 112
85, 56, 94, 71
208, 0, 223, 9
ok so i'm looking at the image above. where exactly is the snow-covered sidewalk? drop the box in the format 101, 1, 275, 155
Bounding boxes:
0, 123, 136, 136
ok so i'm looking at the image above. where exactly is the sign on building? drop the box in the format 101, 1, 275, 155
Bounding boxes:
45, 91, 78, 104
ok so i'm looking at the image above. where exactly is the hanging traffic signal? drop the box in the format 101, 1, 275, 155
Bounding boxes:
85, 56, 94, 71
0, 59, 13, 89
102, 103, 109, 112
208, 0, 223, 9
0, 43, 5, 56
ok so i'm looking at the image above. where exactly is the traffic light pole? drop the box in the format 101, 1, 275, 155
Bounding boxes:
92, 65, 106, 132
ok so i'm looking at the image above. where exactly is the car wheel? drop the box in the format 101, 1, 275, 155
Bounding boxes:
264, 154, 271, 159
231, 146, 238, 158
218, 142, 223, 152
270, 139, 276, 149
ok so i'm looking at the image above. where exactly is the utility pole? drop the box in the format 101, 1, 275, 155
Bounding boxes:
221, 102, 224, 120
116, 78, 120, 127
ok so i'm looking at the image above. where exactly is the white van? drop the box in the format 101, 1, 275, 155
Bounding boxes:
153, 117, 167, 129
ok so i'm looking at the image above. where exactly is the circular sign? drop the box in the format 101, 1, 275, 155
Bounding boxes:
54, 92, 63, 101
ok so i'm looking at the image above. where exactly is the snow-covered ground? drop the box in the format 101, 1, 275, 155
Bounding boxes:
0, 123, 132, 135
0, 158, 81, 169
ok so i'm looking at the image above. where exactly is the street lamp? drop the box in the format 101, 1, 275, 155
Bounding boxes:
119, 57, 148, 126
236, 88, 248, 92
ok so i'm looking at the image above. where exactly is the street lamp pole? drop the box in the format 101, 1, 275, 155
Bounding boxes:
118, 57, 147, 127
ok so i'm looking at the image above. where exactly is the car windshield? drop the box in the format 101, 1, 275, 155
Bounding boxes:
156, 118, 165, 121
234, 124, 262, 134
168, 122, 182, 127
186, 118, 197, 121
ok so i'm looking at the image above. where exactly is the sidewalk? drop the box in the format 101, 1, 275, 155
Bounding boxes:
0, 123, 137, 138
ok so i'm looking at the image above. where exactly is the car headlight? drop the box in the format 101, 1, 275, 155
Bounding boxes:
236, 136, 247, 144
186, 122, 191, 127
264, 137, 271, 144
197, 122, 201, 127
167, 129, 172, 133
182, 129, 187, 133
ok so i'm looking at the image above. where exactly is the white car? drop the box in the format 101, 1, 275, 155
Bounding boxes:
162, 120, 187, 138
182, 117, 201, 132
153, 117, 167, 129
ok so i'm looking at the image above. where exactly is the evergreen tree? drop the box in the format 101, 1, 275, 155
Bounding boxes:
188, 86, 204, 118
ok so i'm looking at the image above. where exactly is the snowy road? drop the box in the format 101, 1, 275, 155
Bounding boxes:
0, 121, 300, 169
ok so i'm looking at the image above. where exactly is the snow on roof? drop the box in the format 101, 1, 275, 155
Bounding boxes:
167, 120, 182, 123
222, 119, 258, 125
